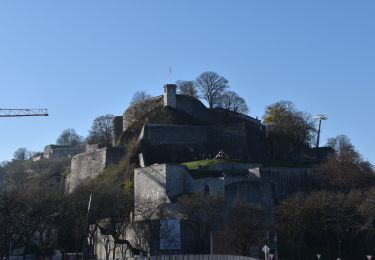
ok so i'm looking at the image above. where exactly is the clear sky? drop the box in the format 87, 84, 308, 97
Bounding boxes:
0, 1, 374, 164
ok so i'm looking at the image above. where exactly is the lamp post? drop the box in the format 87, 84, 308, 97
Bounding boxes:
315, 114, 328, 148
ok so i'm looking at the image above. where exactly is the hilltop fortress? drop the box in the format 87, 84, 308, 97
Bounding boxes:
66, 84, 272, 192
63, 83, 330, 257
116, 84, 268, 163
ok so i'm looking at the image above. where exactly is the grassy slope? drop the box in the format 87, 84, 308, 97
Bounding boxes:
181, 159, 234, 170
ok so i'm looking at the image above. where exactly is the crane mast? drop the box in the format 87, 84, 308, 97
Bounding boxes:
0, 108, 49, 117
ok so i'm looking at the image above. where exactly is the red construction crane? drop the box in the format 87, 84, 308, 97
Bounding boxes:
0, 108, 48, 117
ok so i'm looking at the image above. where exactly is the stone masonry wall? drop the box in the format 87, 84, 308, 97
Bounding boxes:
225, 180, 274, 211
139, 123, 251, 161
43, 145, 84, 159
66, 148, 107, 193
134, 164, 169, 220
66, 147, 124, 193
260, 167, 318, 202
140, 124, 208, 145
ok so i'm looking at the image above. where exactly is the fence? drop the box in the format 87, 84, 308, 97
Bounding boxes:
124, 255, 257, 260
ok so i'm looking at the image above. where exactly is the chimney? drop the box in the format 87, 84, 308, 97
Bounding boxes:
163, 84, 177, 108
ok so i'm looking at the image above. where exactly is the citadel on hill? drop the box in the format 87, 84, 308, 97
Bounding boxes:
66, 83, 271, 192
59, 83, 330, 258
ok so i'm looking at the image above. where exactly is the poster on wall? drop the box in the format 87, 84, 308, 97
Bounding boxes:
160, 219, 181, 250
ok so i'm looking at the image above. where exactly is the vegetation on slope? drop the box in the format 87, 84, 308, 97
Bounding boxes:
118, 106, 203, 147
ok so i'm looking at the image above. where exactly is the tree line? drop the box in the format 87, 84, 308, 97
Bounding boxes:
132, 71, 249, 114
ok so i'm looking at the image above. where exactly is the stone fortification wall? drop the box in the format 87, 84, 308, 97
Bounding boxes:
134, 165, 192, 207
134, 164, 170, 220
165, 165, 190, 198
138, 123, 251, 161
260, 167, 318, 201
66, 147, 124, 193
43, 145, 84, 159
207, 123, 248, 159
176, 95, 211, 122
188, 176, 225, 195
244, 123, 267, 161
134, 164, 318, 214
139, 124, 208, 145
134, 164, 266, 207
134, 164, 225, 211
67, 148, 107, 193
225, 180, 274, 211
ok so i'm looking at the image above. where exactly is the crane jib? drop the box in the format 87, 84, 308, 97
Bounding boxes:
0, 109, 49, 117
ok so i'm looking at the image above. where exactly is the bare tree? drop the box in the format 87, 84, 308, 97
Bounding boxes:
177, 194, 225, 253
124, 91, 158, 128
56, 128, 83, 147
319, 135, 375, 190
13, 148, 28, 161
221, 202, 268, 256
195, 71, 229, 109
86, 114, 114, 147
216, 91, 249, 114
176, 80, 198, 98
130, 91, 151, 105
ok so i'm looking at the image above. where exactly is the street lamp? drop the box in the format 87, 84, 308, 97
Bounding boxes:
315, 114, 328, 148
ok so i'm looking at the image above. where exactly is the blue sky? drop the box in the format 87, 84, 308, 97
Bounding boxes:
0, 1, 374, 163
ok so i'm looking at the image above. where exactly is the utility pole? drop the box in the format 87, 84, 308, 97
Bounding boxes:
315, 114, 327, 148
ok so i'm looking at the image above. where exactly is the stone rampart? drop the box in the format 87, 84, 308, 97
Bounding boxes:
225, 180, 274, 211
175, 95, 211, 122
138, 123, 251, 161
139, 124, 208, 145
43, 145, 84, 159
66, 147, 124, 193
134, 164, 318, 217
260, 167, 318, 201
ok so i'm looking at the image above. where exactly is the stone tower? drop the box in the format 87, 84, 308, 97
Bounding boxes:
163, 84, 177, 108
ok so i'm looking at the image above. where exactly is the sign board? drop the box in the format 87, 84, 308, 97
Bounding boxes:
367, 256, 372, 260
